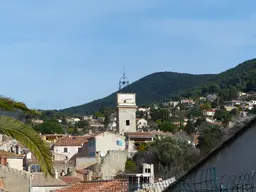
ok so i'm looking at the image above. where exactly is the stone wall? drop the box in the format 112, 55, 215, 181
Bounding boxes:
0, 165, 30, 192
76, 157, 97, 170
100, 150, 128, 180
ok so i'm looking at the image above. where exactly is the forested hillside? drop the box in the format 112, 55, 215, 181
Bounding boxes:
60, 58, 256, 115
60, 73, 215, 115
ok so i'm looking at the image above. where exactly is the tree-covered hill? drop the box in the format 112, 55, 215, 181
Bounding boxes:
60, 58, 256, 115
60, 72, 215, 115
179, 58, 256, 99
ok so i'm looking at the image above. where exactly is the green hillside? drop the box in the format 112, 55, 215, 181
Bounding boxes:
60, 58, 256, 115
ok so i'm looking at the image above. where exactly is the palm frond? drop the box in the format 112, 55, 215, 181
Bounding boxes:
0, 95, 40, 115
0, 116, 53, 176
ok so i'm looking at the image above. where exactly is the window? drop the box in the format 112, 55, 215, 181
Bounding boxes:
126, 120, 130, 126
88, 139, 95, 147
116, 140, 123, 146
145, 168, 151, 173
89, 152, 95, 157
64, 148, 68, 153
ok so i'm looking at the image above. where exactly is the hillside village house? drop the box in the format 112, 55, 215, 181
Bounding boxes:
124, 131, 173, 156
137, 118, 148, 129
203, 109, 216, 117
81, 132, 125, 157
41, 134, 64, 144
224, 100, 244, 107
0, 150, 24, 171
165, 117, 256, 192
107, 115, 117, 131
181, 99, 195, 105
54, 136, 89, 161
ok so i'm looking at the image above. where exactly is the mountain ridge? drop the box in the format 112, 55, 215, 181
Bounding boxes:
60, 58, 256, 115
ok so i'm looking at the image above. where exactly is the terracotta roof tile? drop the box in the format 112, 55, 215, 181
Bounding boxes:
54, 179, 128, 192
76, 169, 89, 175
0, 150, 24, 158
55, 136, 90, 146
59, 176, 82, 185
55, 132, 105, 147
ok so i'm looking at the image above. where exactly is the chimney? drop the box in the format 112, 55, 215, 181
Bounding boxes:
55, 170, 58, 179
88, 130, 92, 135
150, 164, 154, 184
85, 170, 93, 181
0, 177, 4, 189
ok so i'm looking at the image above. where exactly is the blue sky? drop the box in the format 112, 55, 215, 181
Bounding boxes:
0, 1, 255, 110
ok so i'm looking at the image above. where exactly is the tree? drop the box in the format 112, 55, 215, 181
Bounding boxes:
136, 111, 145, 118
194, 117, 206, 127
61, 116, 68, 125
185, 119, 195, 134
200, 102, 211, 110
150, 109, 170, 122
77, 120, 89, 128
125, 159, 136, 173
72, 124, 79, 136
157, 121, 177, 132
197, 122, 223, 155
188, 107, 203, 118
0, 96, 53, 176
228, 86, 238, 100
214, 109, 230, 123
249, 106, 256, 114
230, 108, 238, 116
146, 137, 200, 178
94, 111, 104, 118
34, 120, 64, 134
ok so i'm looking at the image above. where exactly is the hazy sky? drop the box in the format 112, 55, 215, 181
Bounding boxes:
1, 1, 255, 110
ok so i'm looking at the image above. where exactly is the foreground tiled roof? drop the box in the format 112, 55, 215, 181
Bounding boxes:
59, 176, 82, 185
31, 173, 67, 187
55, 136, 90, 146
0, 150, 24, 158
54, 180, 128, 192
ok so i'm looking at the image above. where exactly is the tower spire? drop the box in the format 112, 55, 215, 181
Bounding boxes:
118, 66, 129, 91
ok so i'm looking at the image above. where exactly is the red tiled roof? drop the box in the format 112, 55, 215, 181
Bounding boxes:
76, 169, 88, 175
55, 136, 90, 146
206, 109, 216, 112
54, 180, 128, 192
0, 150, 24, 158
59, 176, 82, 185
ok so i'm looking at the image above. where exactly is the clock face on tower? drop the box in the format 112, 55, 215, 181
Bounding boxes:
117, 93, 136, 105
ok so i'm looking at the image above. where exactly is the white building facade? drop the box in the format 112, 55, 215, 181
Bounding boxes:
87, 132, 125, 157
